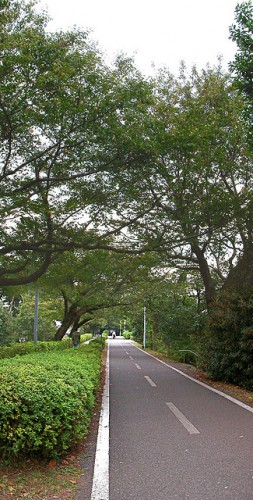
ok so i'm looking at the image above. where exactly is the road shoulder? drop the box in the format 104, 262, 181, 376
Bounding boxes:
143, 347, 253, 409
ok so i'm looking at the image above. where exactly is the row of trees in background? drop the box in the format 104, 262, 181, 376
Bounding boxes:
1, 0, 253, 388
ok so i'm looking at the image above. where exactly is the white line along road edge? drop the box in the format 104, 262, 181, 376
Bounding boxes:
91, 345, 110, 500
133, 343, 253, 415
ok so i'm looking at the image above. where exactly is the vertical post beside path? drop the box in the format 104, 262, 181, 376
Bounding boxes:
143, 306, 146, 349
34, 285, 39, 345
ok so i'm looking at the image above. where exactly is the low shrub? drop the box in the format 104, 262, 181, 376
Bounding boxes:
80, 333, 93, 343
0, 340, 69, 359
123, 330, 132, 340
0, 339, 105, 460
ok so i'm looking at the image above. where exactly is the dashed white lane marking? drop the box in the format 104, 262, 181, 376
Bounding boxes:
166, 402, 200, 435
132, 343, 253, 415
129, 356, 134, 361
135, 363, 142, 370
144, 375, 157, 387
91, 347, 109, 500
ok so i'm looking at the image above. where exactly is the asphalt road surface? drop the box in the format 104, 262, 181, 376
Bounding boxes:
107, 339, 253, 500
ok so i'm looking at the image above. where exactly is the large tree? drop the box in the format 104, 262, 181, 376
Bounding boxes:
124, 64, 253, 306
36, 248, 157, 340
0, 0, 153, 287
229, 0, 253, 128
195, 1, 253, 386
219, 0, 253, 292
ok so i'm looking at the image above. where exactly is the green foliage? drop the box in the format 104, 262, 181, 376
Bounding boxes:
0, 301, 12, 346
0, 340, 69, 359
160, 300, 199, 344
0, 0, 153, 287
0, 340, 104, 459
130, 279, 200, 353
200, 290, 253, 389
229, 1, 253, 123
163, 334, 199, 365
9, 293, 58, 342
45, 250, 151, 340
131, 63, 252, 308
1, 0, 253, 392
89, 337, 105, 349
80, 333, 93, 343
122, 330, 132, 339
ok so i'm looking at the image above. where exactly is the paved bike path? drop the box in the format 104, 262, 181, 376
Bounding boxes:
108, 340, 253, 500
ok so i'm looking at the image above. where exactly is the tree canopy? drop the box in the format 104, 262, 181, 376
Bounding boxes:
0, 0, 154, 286
122, 64, 253, 305
229, 0, 253, 128
42, 249, 156, 340
2, 0, 253, 315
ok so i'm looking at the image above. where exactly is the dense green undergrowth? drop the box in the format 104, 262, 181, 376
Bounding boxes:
0, 340, 69, 359
0, 334, 93, 359
200, 291, 253, 390
0, 338, 105, 461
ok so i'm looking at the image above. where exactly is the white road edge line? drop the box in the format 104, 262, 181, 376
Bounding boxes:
166, 402, 200, 435
132, 342, 253, 414
91, 346, 109, 500
144, 375, 157, 387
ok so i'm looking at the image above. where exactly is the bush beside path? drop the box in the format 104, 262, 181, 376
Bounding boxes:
0, 338, 105, 461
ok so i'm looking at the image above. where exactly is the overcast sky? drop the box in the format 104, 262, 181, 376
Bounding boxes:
38, 0, 243, 75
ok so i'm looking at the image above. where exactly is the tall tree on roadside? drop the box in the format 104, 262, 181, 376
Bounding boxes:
125, 64, 252, 306
0, 0, 154, 287
196, 3, 253, 387
36, 249, 158, 340
229, 1, 253, 129
219, 0, 253, 293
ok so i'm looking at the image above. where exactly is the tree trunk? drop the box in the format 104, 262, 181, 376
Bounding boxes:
54, 304, 79, 341
222, 244, 253, 293
191, 244, 216, 308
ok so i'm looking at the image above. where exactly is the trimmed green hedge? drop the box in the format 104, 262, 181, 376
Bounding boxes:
0, 334, 94, 359
0, 340, 69, 359
0, 338, 105, 460
80, 333, 93, 343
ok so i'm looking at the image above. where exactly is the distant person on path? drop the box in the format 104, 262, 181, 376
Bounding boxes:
72, 330, 81, 348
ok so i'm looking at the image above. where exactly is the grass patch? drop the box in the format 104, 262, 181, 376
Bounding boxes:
0, 454, 83, 499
